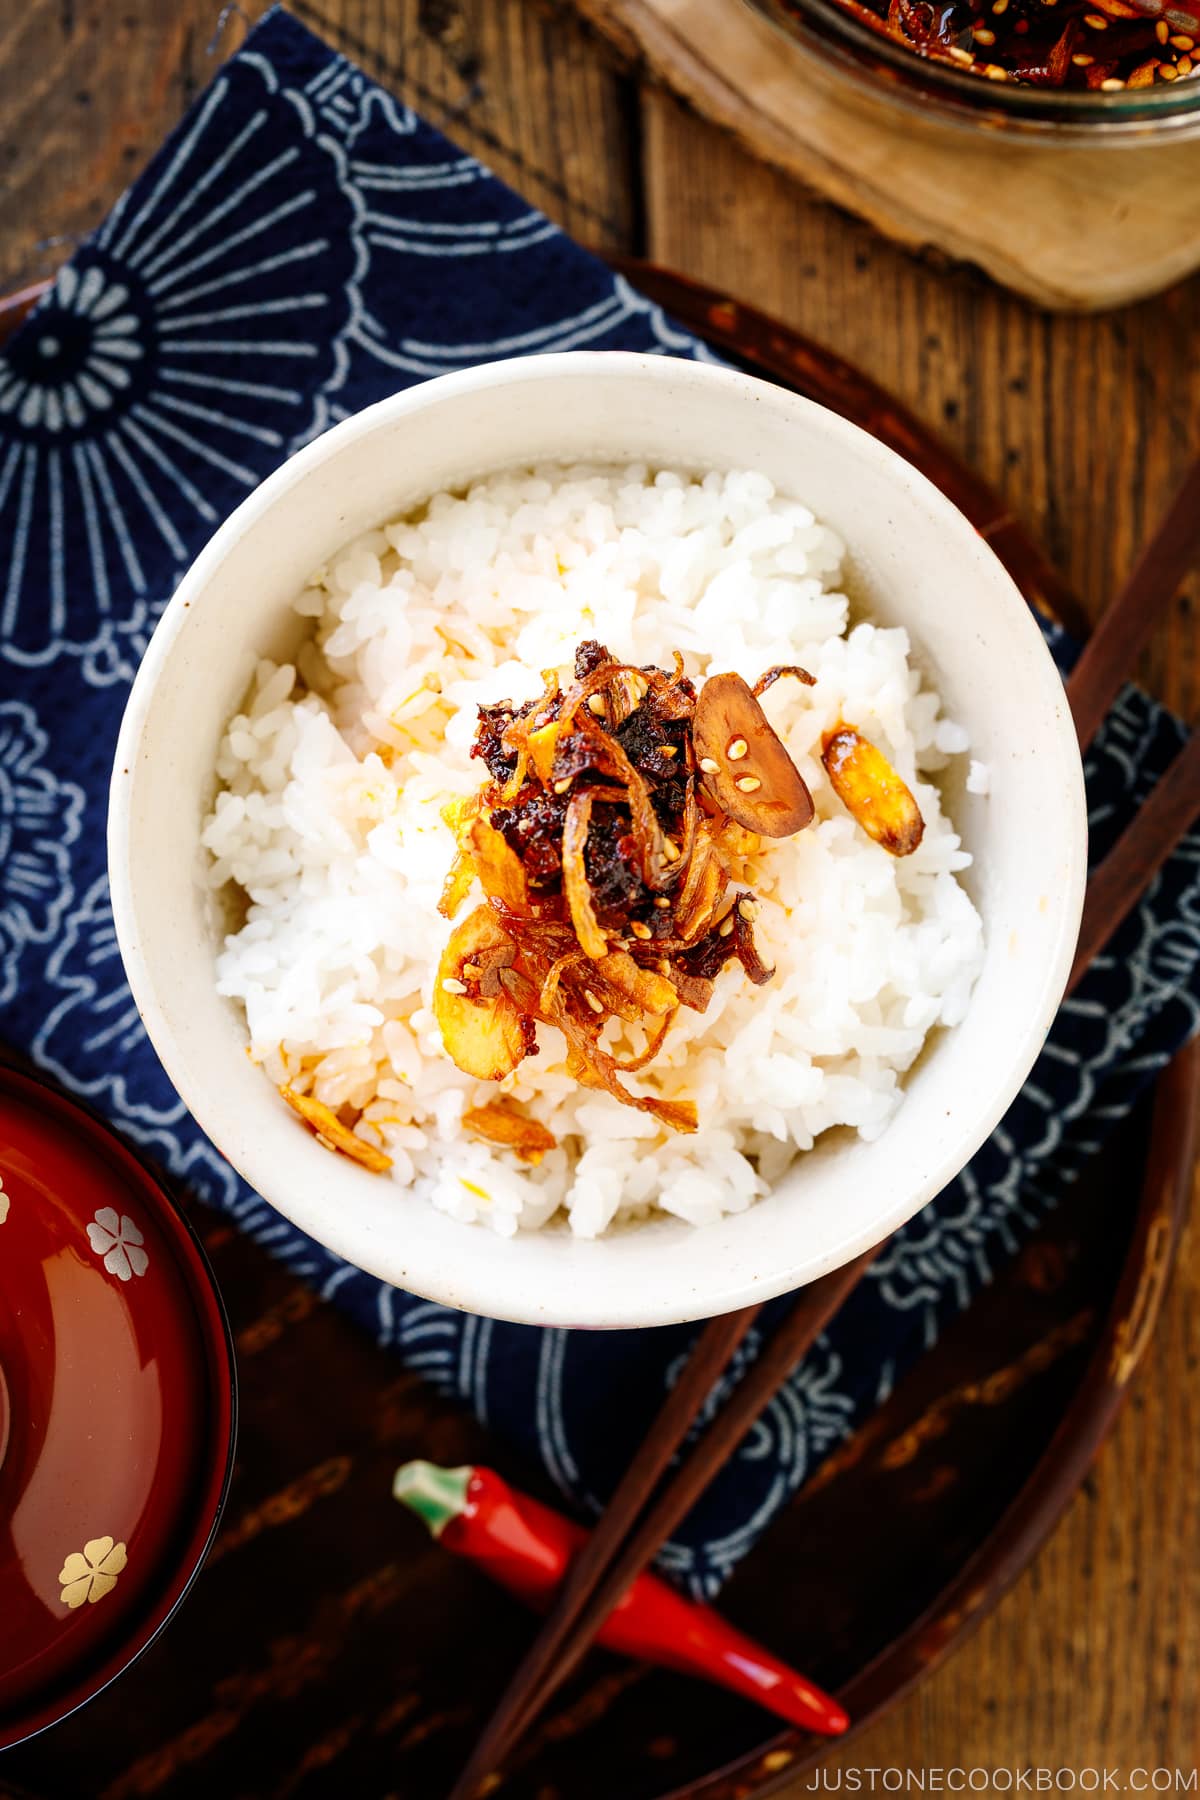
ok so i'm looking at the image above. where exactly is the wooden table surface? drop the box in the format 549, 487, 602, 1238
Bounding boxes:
2, 0, 1198, 1786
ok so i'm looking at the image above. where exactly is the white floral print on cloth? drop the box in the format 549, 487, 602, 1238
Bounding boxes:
30, 874, 245, 1217
86, 1207, 148, 1282
0, 264, 145, 432
58, 1536, 128, 1608
0, 8, 1197, 1602
0, 700, 85, 1007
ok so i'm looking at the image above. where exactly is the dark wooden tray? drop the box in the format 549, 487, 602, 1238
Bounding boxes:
2, 269, 1196, 1800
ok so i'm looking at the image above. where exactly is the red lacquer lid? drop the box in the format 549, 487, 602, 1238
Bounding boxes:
0, 1063, 236, 1749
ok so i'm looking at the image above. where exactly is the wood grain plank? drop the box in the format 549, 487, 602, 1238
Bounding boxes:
798, 1174, 1200, 1781
0, 0, 274, 293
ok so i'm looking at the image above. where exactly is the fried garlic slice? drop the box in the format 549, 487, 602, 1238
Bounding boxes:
280, 1087, 393, 1174
434, 905, 531, 1081
821, 725, 925, 857
462, 1100, 557, 1165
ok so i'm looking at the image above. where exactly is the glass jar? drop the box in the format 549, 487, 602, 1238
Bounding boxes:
748, 0, 1200, 138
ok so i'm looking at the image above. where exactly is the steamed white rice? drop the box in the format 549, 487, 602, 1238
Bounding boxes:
203, 463, 984, 1237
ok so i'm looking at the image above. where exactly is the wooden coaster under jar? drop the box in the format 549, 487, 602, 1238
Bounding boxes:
574, 0, 1200, 309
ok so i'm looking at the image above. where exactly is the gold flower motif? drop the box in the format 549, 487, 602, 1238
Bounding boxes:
86, 1206, 148, 1281
58, 1536, 128, 1609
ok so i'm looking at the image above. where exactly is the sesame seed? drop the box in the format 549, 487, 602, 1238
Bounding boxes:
727, 737, 749, 760
657, 960, 671, 976
662, 838, 680, 861
587, 694, 608, 716
1072, 51, 1094, 63
441, 977, 468, 995
735, 774, 762, 793
974, 26, 996, 42
1099, 74, 1125, 86
584, 990, 604, 1013
699, 756, 721, 774
738, 898, 759, 921
1170, 31, 1194, 45
1156, 19, 1169, 40
1179, 53, 1194, 70
1084, 11, 1108, 24
718, 915, 735, 937
553, 777, 572, 794
1160, 59, 1178, 74
949, 44, 974, 59
992, 0, 1008, 14
985, 61, 1008, 75
655, 897, 672, 909
631, 921, 653, 940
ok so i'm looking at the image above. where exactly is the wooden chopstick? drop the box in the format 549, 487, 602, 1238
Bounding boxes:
1065, 458, 1200, 752
511, 1246, 880, 1746
443, 1302, 760, 1798
448, 1248, 878, 1798
1068, 731, 1200, 994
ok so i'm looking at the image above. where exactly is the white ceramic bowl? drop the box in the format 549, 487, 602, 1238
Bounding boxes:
109, 351, 1086, 1330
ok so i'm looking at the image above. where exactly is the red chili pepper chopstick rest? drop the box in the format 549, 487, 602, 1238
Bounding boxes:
393, 1460, 849, 1737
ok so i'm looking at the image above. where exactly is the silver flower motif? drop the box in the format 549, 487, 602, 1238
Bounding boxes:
86, 1206, 149, 1281
0, 700, 85, 1005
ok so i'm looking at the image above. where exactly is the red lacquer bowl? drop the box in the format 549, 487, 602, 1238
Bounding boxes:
0, 1063, 236, 1749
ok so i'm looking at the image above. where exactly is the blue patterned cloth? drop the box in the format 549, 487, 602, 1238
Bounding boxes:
1, 8, 1197, 1599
